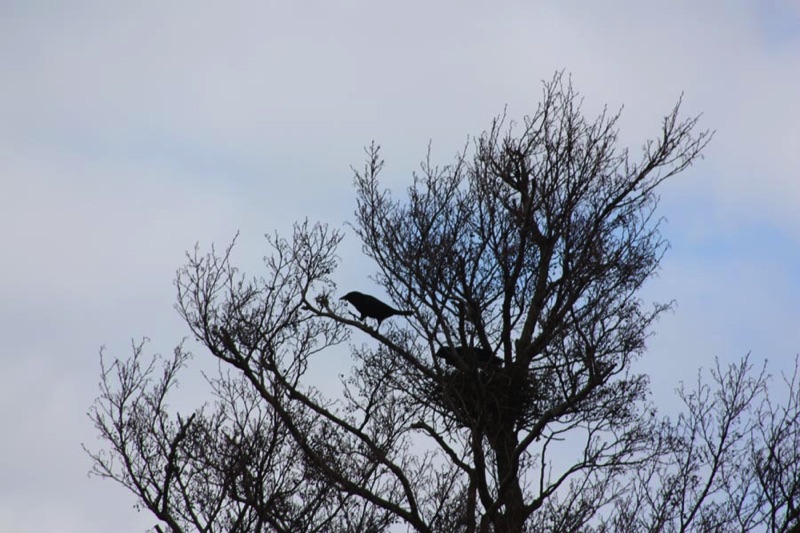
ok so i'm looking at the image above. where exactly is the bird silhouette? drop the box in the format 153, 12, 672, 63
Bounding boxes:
434, 346, 503, 369
340, 291, 412, 327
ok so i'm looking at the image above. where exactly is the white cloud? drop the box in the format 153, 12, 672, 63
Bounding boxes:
1, 1, 798, 531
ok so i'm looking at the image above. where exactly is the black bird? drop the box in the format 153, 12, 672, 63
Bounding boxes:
340, 291, 413, 327
434, 346, 503, 368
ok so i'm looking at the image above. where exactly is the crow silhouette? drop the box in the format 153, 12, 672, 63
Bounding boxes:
434, 346, 503, 368
340, 291, 412, 326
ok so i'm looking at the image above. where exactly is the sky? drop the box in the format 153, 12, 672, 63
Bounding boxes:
1, 1, 799, 532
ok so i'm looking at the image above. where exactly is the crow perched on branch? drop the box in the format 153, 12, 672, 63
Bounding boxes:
339, 291, 413, 327
434, 346, 503, 369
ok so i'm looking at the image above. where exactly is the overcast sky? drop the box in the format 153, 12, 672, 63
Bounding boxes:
1, 1, 799, 532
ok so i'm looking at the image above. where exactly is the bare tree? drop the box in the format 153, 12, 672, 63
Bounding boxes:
87, 73, 800, 532
596, 355, 800, 533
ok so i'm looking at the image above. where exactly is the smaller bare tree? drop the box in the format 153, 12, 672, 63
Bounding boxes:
598, 355, 800, 533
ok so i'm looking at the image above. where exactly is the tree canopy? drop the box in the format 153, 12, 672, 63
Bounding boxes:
86, 74, 800, 533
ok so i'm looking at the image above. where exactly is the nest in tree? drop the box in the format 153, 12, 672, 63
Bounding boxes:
428, 366, 553, 432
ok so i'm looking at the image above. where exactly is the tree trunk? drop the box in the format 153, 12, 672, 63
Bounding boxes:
491, 421, 525, 533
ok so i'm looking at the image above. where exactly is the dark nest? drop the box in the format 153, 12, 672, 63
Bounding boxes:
426, 365, 555, 432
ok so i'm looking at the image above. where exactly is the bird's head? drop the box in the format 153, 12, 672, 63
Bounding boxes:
340, 292, 356, 302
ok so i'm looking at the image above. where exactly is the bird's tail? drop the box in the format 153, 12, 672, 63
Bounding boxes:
397, 309, 413, 316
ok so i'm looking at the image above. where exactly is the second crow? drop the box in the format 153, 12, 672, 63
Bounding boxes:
434, 346, 503, 369
340, 291, 413, 327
